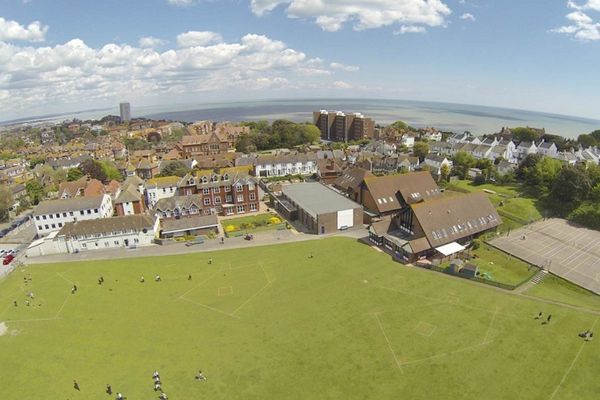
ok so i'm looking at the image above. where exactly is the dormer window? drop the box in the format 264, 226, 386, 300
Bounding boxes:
222, 173, 229, 181
201, 176, 208, 184
211, 175, 218, 182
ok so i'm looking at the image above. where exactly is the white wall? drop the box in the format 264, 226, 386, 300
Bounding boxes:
33, 195, 113, 236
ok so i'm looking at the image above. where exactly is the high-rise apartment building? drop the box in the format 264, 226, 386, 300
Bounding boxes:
313, 110, 374, 142
120, 102, 131, 122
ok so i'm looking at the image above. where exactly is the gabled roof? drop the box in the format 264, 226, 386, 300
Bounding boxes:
34, 195, 107, 216
363, 171, 441, 213
146, 175, 180, 188
411, 192, 501, 249
83, 179, 105, 197
58, 177, 87, 198
333, 167, 373, 193
58, 215, 155, 237
115, 185, 142, 204
154, 195, 202, 212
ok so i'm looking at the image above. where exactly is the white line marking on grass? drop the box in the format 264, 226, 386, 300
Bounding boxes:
6, 317, 61, 322
374, 313, 404, 374
179, 297, 240, 320
260, 263, 272, 284
483, 306, 499, 344
54, 296, 70, 318
400, 341, 494, 367
177, 271, 218, 299
56, 272, 74, 285
548, 317, 599, 400
231, 281, 272, 316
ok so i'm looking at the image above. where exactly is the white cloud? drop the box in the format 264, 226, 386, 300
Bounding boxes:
553, 1, 600, 41
329, 62, 359, 72
393, 25, 427, 35
138, 36, 167, 48
167, 0, 196, 6
460, 13, 475, 21
250, 0, 451, 32
333, 80, 352, 89
177, 31, 223, 47
0, 27, 354, 119
0, 17, 48, 42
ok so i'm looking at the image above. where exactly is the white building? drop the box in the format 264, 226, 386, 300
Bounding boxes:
421, 154, 453, 176
33, 195, 113, 237
400, 134, 415, 149
537, 141, 558, 157
254, 153, 318, 177
145, 176, 180, 207
27, 215, 158, 256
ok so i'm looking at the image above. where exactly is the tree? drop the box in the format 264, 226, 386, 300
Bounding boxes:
577, 134, 597, 149
516, 154, 542, 180
67, 168, 84, 182
100, 161, 123, 182
158, 161, 190, 177
29, 158, 45, 169
26, 180, 45, 205
590, 129, 600, 143
412, 142, 429, 162
79, 159, 107, 182
124, 138, 152, 151
452, 151, 476, 179
551, 166, 591, 207
0, 185, 14, 222
440, 163, 450, 183
512, 127, 542, 143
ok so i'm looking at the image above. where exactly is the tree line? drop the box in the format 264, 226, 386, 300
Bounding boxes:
235, 120, 321, 153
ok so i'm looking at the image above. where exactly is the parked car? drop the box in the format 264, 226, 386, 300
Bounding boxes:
3, 254, 14, 265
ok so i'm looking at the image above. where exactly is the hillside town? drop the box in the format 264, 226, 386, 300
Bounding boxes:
0, 104, 599, 273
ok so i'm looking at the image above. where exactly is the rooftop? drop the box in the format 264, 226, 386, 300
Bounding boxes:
57, 215, 156, 237
34, 195, 107, 216
282, 183, 362, 218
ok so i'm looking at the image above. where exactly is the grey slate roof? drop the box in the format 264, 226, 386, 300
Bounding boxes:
57, 215, 155, 237
34, 195, 106, 216
282, 183, 362, 218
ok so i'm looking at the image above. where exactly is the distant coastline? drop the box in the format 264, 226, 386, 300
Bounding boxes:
4, 98, 599, 139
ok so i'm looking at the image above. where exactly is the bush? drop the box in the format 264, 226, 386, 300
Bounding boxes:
268, 216, 282, 225
225, 225, 238, 233
473, 175, 486, 186
472, 239, 481, 250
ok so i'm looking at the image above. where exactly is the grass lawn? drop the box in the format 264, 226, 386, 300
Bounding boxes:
525, 274, 600, 312
447, 180, 543, 232
1, 238, 599, 399
222, 213, 284, 235
441, 245, 537, 286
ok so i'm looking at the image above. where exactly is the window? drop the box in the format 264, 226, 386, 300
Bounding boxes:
87, 210, 92, 214
82, 243, 87, 248
236, 185, 243, 192
43, 215, 47, 220
35, 216, 40, 221
203, 198, 211, 205
162, 188, 166, 193
214, 197, 222, 204
134, 238, 139, 244
248, 183, 255, 191
56, 213, 60, 218
226, 207, 234, 215
94, 209, 99, 213
105, 242, 109, 247
203, 188, 210, 195
222, 173, 229, 181
44, 224, 49, 229
250, 203, 257, 212
51, 224, 56, 228
63, 212, 67, 217
226, 195, 233, 202
80, 210, 85, 216
201, 176, 208, 183
49, 214, 53, 219
237, 205, 245, 213
213, 186, 220, 194
225, 185, 231, 192
114, 241, 119, 245
237, 194, 244, 202
58, 223, 63, 227
38, 225, 42, 230
249, 193, 256, 201
69, 211, 74, 216
204, 209, 212, 215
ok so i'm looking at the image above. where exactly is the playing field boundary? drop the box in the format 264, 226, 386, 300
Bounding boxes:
374, 313, 404, 374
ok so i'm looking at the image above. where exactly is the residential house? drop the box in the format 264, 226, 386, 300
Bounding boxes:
154, 195, 203, 219
253, 152, 318, 177
114, 184, 145, 216
516, 141, 538, 159
316, 158, 343, 184
472, 144, 493, 160
421, 154, 453, 176
134, 159, 159, 179
420, 128, 442, 142
145, 176, 180, 207
496, 160, 517, 176
58, 177, 88, 199
537, 141, 558, 157
33, 194, 114, 236
332, 167, 373, 203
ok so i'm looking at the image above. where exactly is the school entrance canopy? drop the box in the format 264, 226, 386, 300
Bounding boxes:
435, 242, 466, 256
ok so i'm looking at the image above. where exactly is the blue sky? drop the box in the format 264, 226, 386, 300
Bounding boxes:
0, 0, 599, 121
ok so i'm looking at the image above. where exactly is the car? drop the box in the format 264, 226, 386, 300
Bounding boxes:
3, 254, 14, 265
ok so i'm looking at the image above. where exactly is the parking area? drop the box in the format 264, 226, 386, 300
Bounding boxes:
489, 218, 600, 295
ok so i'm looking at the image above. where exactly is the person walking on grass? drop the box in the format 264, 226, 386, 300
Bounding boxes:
154, 382, 162, 392
106, 384, 112, 395
140, 275, 145, 283
535, 312, 542, 319
195, 370, 207, 381
547, 314, 552, 324
152, 370, 160, 379
208, 258, 213, 265
188, 273, 192, 281
155, 275, 161, 282
116, 392, 124, 400
73, 380, 80, 391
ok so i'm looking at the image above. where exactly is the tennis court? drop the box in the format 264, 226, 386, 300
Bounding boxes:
489, 218, 600, 295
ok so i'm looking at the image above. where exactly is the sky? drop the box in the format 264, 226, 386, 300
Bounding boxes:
0, 0, 599, 121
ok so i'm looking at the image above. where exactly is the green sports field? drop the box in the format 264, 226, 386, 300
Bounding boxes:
0, 237, 599, 399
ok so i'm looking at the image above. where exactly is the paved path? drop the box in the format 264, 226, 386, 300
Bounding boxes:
23, 227, 369, 265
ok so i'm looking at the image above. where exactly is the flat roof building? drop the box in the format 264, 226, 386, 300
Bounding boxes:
276, 183, 363, 234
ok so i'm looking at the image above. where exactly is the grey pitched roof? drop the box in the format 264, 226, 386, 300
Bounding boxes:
161, 214, 219, 234
34, 195, 106, 216
115, 185, 141, 204
155, 195, 202, 212
282, 183, 362, 218
57, 215, 155, 237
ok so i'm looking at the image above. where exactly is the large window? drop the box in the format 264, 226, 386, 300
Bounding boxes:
237, 194, 244, 202
249, 193, 256, 201
250, 203, 257, 212
203, 198, 211, 205
236, 184, 243, 192
203, 188, 210, 195
237, 205, 245, 213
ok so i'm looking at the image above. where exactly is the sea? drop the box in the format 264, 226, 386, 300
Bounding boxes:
4, 99, 600, 139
